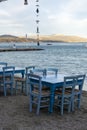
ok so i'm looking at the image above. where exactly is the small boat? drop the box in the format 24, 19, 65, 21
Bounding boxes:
47, 43, 52, 45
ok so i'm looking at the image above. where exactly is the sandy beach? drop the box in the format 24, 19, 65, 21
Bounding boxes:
0, 91, 87, 130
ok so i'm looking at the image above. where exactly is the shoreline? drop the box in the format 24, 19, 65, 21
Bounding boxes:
0, 90, 87, 130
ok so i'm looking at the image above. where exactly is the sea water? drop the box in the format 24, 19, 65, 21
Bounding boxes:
0, 42, 87, 90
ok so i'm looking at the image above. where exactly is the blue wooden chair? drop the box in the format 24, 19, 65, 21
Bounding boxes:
71, 74, 85, 111
30, 68, 49, 91
0, 62, 7, 82
44, 68, 58, 91
25, 66, 35, 75
28, 73, 50, 115
0, 62, 7, 68
55, 76, 76, 115
44, 67, 58, 92
25, 66, 35, 95
2, 66, 15, 96
45, 68, 58, 77
0, 62, 7, 94
15, 66, 35, 95
30, 68, 46, 77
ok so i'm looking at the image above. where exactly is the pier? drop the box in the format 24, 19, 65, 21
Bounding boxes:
0, 48, 44, 52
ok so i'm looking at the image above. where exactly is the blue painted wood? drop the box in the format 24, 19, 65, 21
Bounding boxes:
72, 74, 85, 111
0, 67, 25, 96
0, 62, 7, 68
0, 67, 25, 77
25, 66, 35, 75
28, 73, 50, 115
2, 66, 15, 96
25, 66, 35, 95
45, 68, 58, 77
56, 76, 76, 115
15, 66, 35, 95
27, 74, 64, 113
30, 68, 46, 77
0, 62, 7, 86
27, 73, 85, 113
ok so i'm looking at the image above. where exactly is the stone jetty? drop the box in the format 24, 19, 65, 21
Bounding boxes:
0, 48, 44, 52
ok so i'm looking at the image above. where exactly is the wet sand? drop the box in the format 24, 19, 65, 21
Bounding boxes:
0, 91, 87, 130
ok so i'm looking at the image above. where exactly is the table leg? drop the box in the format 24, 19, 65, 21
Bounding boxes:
21, 71, 25, 93
49, 85, 55, 113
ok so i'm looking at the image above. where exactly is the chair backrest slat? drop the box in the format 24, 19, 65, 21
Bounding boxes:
45, 68, 58, 77
25, 66, 35, 75
30, 68, 46, 77
0, 62, 7, 68
3, 66, 15, 82
63, 76, 76, 95
75, 75, 85, 86
63, 74, 85, 95
28, 73, 42, 93
74, 74, 85, 92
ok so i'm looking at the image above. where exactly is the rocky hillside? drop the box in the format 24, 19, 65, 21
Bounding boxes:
39, 34, 87, 42
0, 34, 87, 43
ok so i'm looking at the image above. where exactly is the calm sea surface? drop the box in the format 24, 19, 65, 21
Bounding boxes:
0, 42, 87, 90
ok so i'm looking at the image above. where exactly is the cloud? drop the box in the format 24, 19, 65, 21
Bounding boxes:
0, 10, 10, 16
60, 0, 87, 20
47, 0, 87, 33
0, 19, 24, 28
0, 0, 87, 37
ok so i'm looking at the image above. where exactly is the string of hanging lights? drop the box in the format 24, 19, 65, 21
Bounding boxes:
0, 0, 7, 2
24, 0, 40, 46
36, 0, 40, 46
24, 0, 28, 5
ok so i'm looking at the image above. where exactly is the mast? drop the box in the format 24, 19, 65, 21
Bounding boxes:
36, 0, 40, 46
24, 0, 40, 46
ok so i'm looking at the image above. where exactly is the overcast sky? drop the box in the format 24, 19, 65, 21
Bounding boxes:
0, 0, 87, 37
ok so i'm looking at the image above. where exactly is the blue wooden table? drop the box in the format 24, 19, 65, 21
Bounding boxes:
14, 67, 25, 78
41, 74, 65, 113
27, 74, 65, 113
0, 67, 25, 77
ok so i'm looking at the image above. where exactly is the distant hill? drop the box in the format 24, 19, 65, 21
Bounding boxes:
0, 34, 87, 43
39, 34, 87, 42
0, 34, 33, 43
29, 34, 87, 43
0, 34, 18, 38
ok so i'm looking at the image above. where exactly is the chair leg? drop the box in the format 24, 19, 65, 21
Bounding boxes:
77, 94, 81, 109
60, 105, 64, 116
60, 98, 64, 116
72, 94, 81, 111
21, 81, 27, 95
15, 81, 17, 95
25, 79, 29, 96
4, 85, 6, 96
71, 96, 74, 111
36, 97, 41, 115
68, 100, 71, 113
21, 82, 24, 93
11, 83, 13, 95
29, 95, 33, 112
15, 80, 26, 94
23, 81, 28, 95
